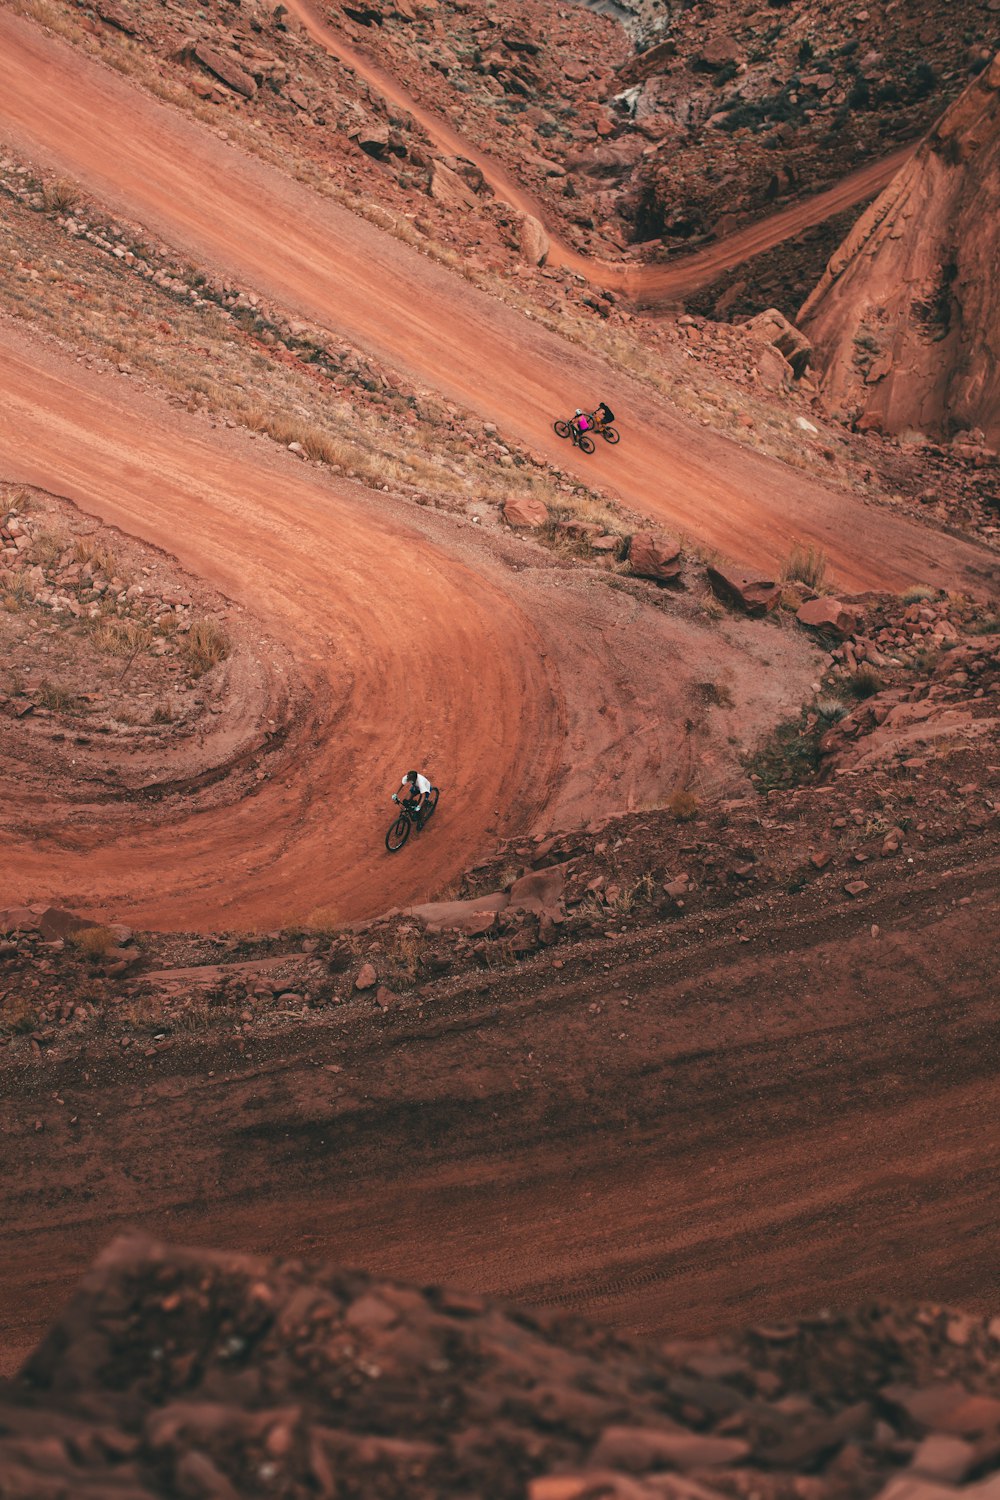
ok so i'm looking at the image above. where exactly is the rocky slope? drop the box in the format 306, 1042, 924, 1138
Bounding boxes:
800, 54, 1000, 447
3, 1234, 1000, 1499
607, 0, 997, 257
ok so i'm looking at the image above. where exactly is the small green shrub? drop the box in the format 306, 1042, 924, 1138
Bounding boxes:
744, 712, 824, 791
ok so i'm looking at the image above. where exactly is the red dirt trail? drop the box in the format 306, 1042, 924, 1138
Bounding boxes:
1, 324, 814, 928
0, 13, 995, 601
0, 323, 561, 928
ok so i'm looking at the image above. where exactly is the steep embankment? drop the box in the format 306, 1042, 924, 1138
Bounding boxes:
801, 55, 1000, 445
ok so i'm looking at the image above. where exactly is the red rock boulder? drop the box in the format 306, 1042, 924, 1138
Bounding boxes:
707, 565, 780, 616
503, 496, 549, 528
797, 598, 862, 638
0, 904, 99, 940
628, 531, 683, 581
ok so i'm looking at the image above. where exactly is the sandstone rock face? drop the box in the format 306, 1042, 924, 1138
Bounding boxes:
753, 343, 794, 392
707, 565, 780, 616
429, 160, 477, 210
627, 531, 683, 581
503, 496, 549, 528
800, 55, 1000, 445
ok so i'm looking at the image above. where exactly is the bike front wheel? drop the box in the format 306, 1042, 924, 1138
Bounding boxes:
578, 434, 596, 454
553, 420, 571, 439
385, 814, 411, 853
601, 426, 620, 444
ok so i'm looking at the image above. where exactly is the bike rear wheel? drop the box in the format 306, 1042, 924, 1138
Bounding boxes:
553, 420, 571, 439
421, 787, 440, 825
579, 434, 596, 454
602, 425, 620, 445
385, 814, 411, 853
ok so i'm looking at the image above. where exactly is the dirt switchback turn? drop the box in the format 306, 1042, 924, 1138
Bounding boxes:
2, 323, 815, 926
0, 13, 994, 597
0, 322, 558, 927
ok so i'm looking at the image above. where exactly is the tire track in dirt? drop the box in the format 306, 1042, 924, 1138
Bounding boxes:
1, 11, 994, 597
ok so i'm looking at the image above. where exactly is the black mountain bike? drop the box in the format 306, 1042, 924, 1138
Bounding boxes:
553, 418, 596, 455
385, 787, 440, 852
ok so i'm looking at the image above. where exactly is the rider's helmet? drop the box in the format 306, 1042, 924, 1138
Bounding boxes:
405, 770, 418, 782
574, 408, 583, 416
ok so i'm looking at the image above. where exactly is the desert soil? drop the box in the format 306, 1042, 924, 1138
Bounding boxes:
2, 862, 997, 1374
0, 0, 997, 1412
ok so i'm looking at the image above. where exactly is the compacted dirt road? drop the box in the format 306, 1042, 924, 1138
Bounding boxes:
0, 322, 556, 926
1, 13, 995, 600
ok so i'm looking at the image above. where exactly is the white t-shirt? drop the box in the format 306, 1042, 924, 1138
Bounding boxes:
402, 773, 431, 795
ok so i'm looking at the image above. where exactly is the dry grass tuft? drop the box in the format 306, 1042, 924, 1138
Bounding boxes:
91, 617, 153, 657
1, 573, 33, 610
668, 788, 700, 822
29, 529, 69, 566
900, 585, 937, 604
782, 544, 828, 592
72, 925, 117, 959
846, 666, 883, 700
37, 677, 76, 712
182, 617, 230, 676
41, 177, 80, 214
74, 537, 120, 577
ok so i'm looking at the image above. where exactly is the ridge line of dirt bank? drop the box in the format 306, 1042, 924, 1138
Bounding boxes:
0, 856, 996, 1368
284, 0, 911, 301
1, 14, 994, 593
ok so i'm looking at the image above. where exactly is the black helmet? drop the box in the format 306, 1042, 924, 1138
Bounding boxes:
406, 770, 418, 781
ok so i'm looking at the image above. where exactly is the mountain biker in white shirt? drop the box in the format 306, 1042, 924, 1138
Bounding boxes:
395, 770, 432, 820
